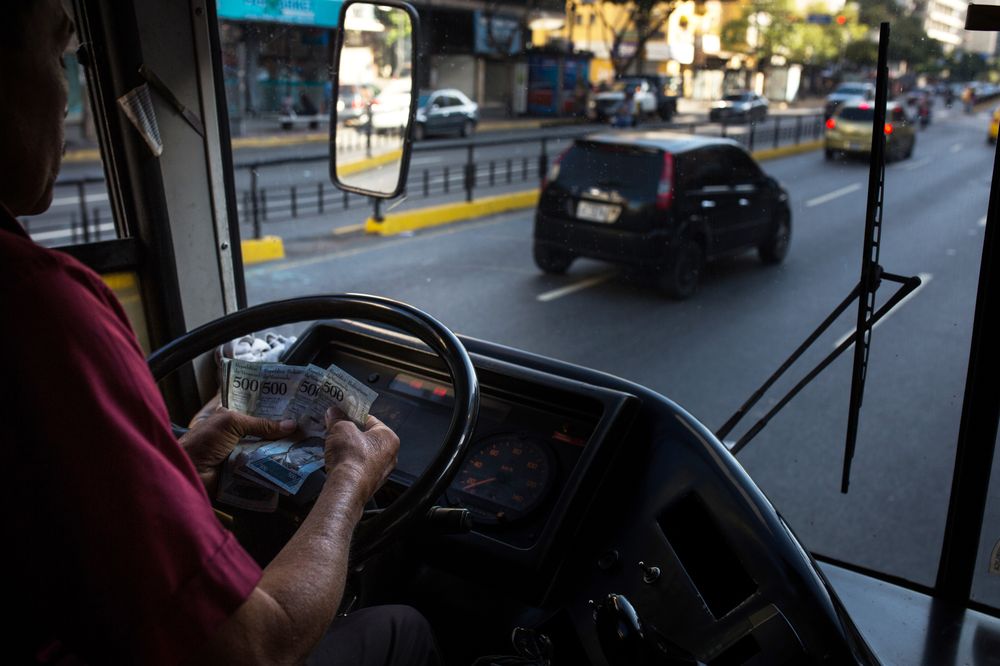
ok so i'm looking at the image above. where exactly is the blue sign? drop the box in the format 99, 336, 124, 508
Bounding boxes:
474, 12, 523, 56
216, 0, 342, 28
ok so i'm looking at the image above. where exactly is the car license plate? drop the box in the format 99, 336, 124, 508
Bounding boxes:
576, 201, 620, 223
849, 142, 862, 151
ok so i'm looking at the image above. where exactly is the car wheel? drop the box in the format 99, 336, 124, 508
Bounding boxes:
824, 148, 835, 161
759, 210, 791, 265
413, 123, 425, 141
460, 119, 474, 138
659, 238, 704, 300
533, 244, 575, 275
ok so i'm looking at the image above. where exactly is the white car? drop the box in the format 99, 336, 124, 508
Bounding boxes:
590, 78, 658, 123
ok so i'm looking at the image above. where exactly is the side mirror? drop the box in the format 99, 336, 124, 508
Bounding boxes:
330, 0, 419, 199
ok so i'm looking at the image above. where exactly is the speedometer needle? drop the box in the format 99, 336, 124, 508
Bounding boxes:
463, 477, 496, 491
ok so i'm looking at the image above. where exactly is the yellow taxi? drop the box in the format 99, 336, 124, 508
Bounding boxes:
824, 99, 916, 161
990, 106, 999, 144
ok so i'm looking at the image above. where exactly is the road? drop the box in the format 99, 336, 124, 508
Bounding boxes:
242, 104, 997, 599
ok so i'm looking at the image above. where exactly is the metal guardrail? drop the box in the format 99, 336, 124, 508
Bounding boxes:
46, 113, 827, 242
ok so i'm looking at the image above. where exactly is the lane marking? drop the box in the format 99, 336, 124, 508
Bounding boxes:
410, 156, 444, 166
902, 157, 930, 170
833, 272, 933, 348
805, 183, 861, 208
950, 143, 963, 153
537, 272, 616, 302
50, 192, 109, 207
30, 222, 116, 241
332, 223, 364, 236
980, 215, 988, 227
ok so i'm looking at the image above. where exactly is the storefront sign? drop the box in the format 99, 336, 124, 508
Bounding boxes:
217, 0, 342, 28
474, 12, 523, 56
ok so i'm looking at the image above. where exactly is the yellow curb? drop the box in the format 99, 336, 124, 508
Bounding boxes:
365, 189, 540, 236
63, 148, 102, 163
232, 132, 327, 149
333, 223, 365, 236
242, 235, 286, 265
752, 139, 823, 161
338, 148, 403, 177
101, 271, 138, 292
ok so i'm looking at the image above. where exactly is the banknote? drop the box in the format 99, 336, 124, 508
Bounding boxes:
221, 359, 377, 430
221, 359, 305, 419
245, 435, 326, 495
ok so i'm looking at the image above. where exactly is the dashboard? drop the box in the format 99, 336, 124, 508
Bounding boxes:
280, 319, 874, 665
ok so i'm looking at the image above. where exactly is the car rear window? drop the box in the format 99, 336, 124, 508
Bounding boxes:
839, 107, 875, 121
556, 142, 662, 199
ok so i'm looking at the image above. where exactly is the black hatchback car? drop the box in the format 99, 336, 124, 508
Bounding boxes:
533, 132, 792, 298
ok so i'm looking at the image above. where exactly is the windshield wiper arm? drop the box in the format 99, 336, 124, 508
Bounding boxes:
718, 24, 921, 494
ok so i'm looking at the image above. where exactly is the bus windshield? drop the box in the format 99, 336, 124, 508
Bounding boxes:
31, 0, 1000, 610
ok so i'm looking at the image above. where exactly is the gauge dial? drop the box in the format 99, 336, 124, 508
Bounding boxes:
449, 434, 553, 524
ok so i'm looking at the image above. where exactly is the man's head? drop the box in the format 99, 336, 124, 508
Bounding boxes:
0, 0, 74, 217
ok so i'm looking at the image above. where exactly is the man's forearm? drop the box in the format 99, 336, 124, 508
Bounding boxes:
192, 468, 369, 665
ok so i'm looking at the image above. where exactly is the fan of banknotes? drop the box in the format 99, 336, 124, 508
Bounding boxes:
217, 359, 378, 512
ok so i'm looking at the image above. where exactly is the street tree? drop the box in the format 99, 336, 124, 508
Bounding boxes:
852, 0, 944, 71
596, 0, 680, 77
721, 0, 867, 70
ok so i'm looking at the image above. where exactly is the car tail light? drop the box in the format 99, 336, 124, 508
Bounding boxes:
884, 123, 893, 135
859, 102, 871, 110
826, 117, 836, 130
656, 151, 674, 211
542, 147, 571, 188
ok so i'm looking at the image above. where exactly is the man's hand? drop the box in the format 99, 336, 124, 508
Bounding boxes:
323, 407, 399, 508
179, 403, 296, 494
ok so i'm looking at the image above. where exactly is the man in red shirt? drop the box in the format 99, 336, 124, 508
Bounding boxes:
2, 2, 438, 664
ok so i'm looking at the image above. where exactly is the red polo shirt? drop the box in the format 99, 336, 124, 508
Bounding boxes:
1, 209, 262, 664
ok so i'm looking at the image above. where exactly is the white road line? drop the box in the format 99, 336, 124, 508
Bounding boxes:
30, 222, 116, 242
805, 183, 861, 208
902, 157, 931, 170
410, 156, 443, 166
980, 215, 988, 227
833, 272, 933, 349
49, 192, 109, 208
950, 143, 963, 153
537, 273, 616, 302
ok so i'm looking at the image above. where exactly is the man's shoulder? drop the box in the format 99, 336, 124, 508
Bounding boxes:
0, 226, 120, 310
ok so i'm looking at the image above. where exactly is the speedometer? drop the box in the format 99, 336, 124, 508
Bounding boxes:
448, 433, 554, 524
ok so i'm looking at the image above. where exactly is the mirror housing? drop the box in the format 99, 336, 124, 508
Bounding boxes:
329, 0, 419, 199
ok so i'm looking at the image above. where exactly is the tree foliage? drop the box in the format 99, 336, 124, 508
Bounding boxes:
850, 0, 944, 70
596, 0, 679, 77
721, 0, 866, 68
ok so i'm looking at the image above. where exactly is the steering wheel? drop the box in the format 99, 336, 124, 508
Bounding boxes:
147, 294, 480, 563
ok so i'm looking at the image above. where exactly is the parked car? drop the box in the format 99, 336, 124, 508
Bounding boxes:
412, 89, 478, 140
824, 81, 876, 119
533, 132, 792, 299
337, 83, 377, 126
989, 106, 999, 144
589, 78, 658, 123
708, 92, 768, 123
366, 78, 413, 132
624, 74, 681, 120
824, 100, 916, 161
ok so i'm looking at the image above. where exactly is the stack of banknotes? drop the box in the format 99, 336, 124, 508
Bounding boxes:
217, 359, 378, 512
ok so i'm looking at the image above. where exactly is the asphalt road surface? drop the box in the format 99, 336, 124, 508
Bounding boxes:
243, 104, 998, 603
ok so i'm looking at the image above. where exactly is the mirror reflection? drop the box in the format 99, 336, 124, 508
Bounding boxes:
334, 3, 413, 196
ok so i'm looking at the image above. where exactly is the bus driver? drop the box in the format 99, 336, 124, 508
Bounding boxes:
1, 2, 440, 664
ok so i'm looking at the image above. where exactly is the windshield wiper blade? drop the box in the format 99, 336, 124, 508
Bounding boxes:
718, 23, 921, 495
